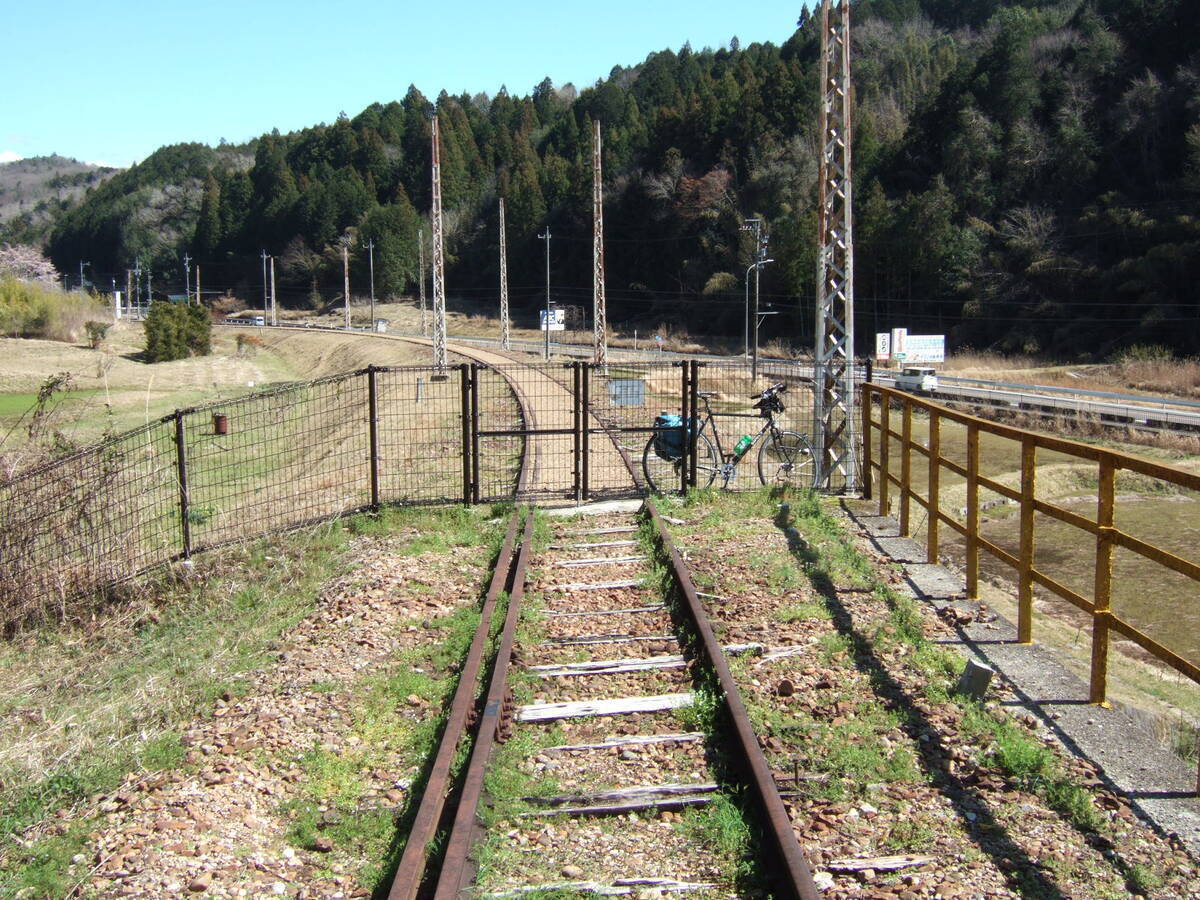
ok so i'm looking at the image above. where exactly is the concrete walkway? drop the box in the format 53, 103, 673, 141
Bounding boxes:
845, 505, 1200, 858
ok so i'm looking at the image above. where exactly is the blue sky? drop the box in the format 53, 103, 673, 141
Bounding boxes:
1, 1, 811, 169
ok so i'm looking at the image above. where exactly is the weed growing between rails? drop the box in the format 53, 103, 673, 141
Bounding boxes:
656, 487, 1197, 898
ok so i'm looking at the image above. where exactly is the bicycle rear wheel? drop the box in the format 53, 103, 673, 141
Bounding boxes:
643, 433, 719, 494
757, 430, 816, 488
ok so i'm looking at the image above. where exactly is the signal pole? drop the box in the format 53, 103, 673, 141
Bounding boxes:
538, 228, 552, 361
430, 116, 448, 373
592, 119, 607, 368
183, 252, 192, 303
499, 198, 510, 350
362, 238, 375, 327
418, 228, 427, 337
740, 217, 763, 359
814, 0, 857, 491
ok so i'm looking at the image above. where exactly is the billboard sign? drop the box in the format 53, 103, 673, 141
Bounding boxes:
540, 308, 565, 331
875, 332, 891, 361
904, 334, 945, 363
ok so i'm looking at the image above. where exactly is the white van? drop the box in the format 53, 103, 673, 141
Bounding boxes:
895, 366, 938, 393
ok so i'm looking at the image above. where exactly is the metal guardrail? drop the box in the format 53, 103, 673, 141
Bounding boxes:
861, 384, 1200, 709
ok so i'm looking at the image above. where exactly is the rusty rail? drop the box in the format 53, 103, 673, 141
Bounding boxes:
643, 498, 821, 900
385, 508, 526, 900
862, 383, 1200, 710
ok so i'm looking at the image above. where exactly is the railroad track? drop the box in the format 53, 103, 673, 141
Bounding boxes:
385, 502, 819, 899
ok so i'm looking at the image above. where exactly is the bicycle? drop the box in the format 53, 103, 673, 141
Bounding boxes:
642, 382, 817, 493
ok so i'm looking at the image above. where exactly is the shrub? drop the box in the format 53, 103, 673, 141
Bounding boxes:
84, 320, 111, 348
0, 276, 106, 342
144, 301, 211, 363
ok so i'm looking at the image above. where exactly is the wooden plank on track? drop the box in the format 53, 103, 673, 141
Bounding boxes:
545, 605, 666, 618
552, 555, 646, 567
516, 692, 694, 722
485, 877, 716, 897
550, 540, 639, 550
547, 634, 673, 647
530, 644, 764, 677
543, 732, 705, 753
548, 580, 641, 592
568, 526, 638, 536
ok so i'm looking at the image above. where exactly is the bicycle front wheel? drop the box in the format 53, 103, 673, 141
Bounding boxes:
757, 430, 816, 488
643, 433, 719, 494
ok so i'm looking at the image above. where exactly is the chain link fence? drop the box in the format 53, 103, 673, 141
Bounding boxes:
1, 358, 852, 629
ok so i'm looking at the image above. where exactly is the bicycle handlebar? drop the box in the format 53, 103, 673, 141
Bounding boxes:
750, 382, 788, 400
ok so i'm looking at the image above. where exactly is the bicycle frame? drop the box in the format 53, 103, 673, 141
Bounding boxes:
695, 393, 781, 483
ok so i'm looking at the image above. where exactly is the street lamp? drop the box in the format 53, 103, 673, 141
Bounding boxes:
751, 258, 774, 380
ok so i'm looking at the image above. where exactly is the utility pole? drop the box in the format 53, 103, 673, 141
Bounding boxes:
183, 252, 191, 304
498, 198, 510, 350
740, 218, 763, 359
146, 268, 152, 308
362, 238, 375, 328
125, 269, 132, 318
814, 0, 857, 491
134, 259, 141, 316
538, 228, 552, 361
261, 249, 269, 311
342, 238, 351, 330
430, 115, 448, 373
418, 228, 427, 337
592, 119, 607, 368
269, 256, 277, 325
196, 266, 201, 312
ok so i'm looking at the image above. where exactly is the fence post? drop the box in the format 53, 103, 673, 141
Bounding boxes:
572, 363, 582, 502
966, 423, 980, 601
927, 411, 940, 564
900, 398, 912, 536
861, 384, 873, 502
582, 363, 592, 500
879, 394, 890, 517
367, 366, 380, 511
1018, 439, 1037, 643
470, 363, 481, 504
1090, 456, 1115, 705
460, 364, 472, 506
688, 361, 700, 489
679, 362, 689, 494
174, 411, 191, 559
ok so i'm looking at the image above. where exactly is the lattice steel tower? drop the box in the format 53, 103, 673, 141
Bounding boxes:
592, 119, 608, 368
499, 197, 511, 350
430, 116, 448, 373
813, 0, 857, 491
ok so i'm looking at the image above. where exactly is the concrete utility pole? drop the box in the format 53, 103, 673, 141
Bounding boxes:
183, 252, 191, 304
342, 238, 351, 330
125, 270, 132, 318
134, 259, 142, 315
418, 228, 427, 337
538, 228, 552, 361
269, 256, 277, 325
146, 268, 152, 307
195, 266, 201, 312
592, 119, 607, 368
740, 218, 762, 359
362, 238, 375, 327
814, 0, 857, 491
430, 116, 448, 373
498, 198, 510, 350
261, 249, 270, 310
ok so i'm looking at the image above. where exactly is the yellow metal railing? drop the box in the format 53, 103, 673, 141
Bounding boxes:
861, 384, 1200, 707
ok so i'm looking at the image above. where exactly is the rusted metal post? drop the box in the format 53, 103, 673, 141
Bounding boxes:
927, 411, 940, 563
899, 398, 912, 536
174, 411, 191, 558
861, 384, 873, 501
470, 363, 481, 504
572, 363, 582, 502
966, 423, 980, 601
460, 364, 471, 506
1090, 456, 1115, 705
879, 393, 890, 516
1018, 439, 1037, 643
582, 363, 592, 500
367, 366, 380, 511
680, 362, 689, 494
689, 361, 700, 488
